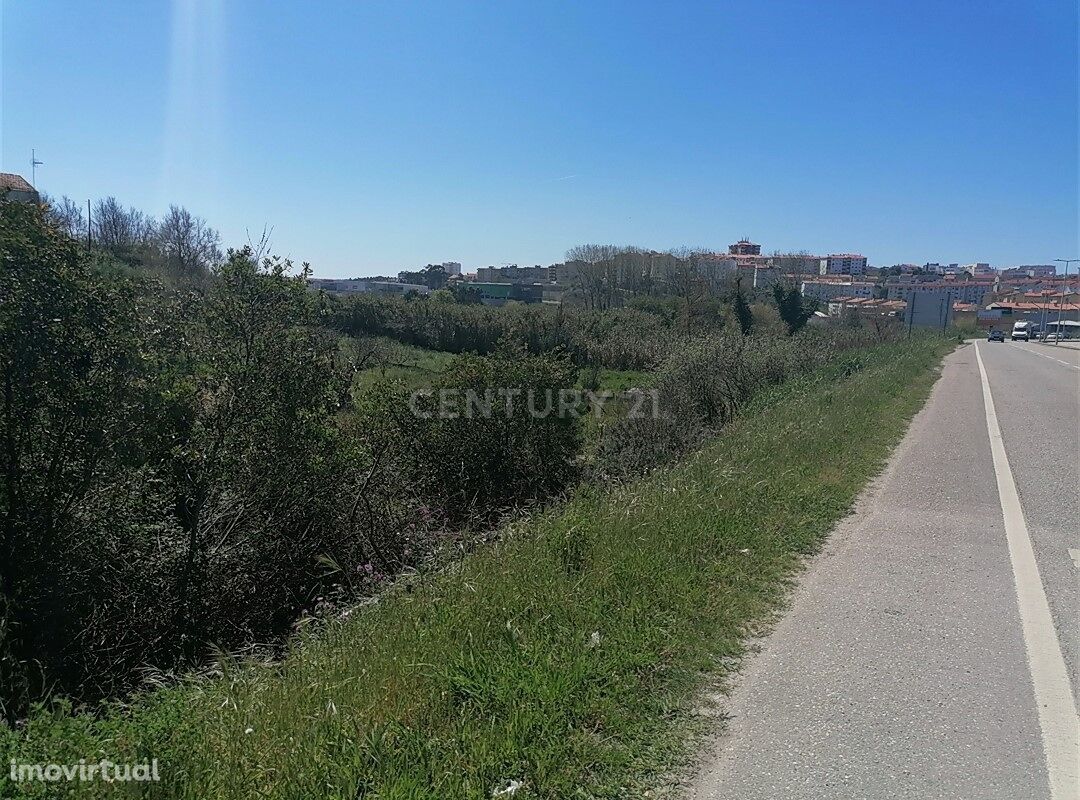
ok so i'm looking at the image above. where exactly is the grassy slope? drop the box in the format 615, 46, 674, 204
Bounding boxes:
4, 337, 952, 800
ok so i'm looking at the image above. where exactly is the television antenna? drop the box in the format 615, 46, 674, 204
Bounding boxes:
31, 149, 44, 186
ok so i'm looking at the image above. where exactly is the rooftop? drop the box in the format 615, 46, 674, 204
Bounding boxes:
0, 173, 36, 193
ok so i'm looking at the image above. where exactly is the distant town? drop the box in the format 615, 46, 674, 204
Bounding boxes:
309, 238, 1078, 331
2, 169, 1073, 334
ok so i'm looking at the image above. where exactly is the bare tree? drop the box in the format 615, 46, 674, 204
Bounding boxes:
565, 243, 622, 264
92, 197, 155, 252
768, 250, 819, 279
41, 194, 87, 240
157, 205, 223, 274
565, 245, 630, 310
246, 224, 275, 264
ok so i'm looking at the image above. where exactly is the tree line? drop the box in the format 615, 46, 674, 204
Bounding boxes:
43, 193, 223, 278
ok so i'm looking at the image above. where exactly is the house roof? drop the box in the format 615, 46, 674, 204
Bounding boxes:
0, 173, 35, 193
990, 301, 1080, 312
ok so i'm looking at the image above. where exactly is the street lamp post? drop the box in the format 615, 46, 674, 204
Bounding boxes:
1051, 259, 1077, 346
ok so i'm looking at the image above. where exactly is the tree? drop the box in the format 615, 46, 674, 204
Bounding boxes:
41, 194, 87, 240
450, 283, 483, 304
157, 205, 222, 275
398, 264, 448, 289
732, 280, 754, 335
166, 249, 350, 661
772, 282, 812, 335
92, 196, 154, 254
0, 200, 156, 717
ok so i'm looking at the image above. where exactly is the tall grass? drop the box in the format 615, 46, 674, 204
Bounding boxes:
2, 337, 952, 799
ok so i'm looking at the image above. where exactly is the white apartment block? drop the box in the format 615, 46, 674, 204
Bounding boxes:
963, 262, 992, 277
800, 279, 875, 301
886, 281, 988, 305
923, 263, 959, 274
819, 254, 868, 276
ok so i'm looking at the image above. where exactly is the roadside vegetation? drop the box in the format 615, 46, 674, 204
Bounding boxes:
2, 197, 953, 797
2, 335, 951, 798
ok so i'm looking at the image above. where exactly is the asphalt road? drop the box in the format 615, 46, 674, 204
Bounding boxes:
688, 339, 1079, 800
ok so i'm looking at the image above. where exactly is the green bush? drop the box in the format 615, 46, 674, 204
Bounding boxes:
353, 349, 582, 524
0, 204, 387, 713
595, 326, 903, 477
332, 294, 676, 370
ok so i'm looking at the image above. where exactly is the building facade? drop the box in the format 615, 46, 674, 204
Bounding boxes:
475, 264, 552, 283
308, 278, 432, 296
766, 254, 821, 274
963, 262, 993, 277
800, 279, 876, 301
886, 281, 989, 305
819, 254, 869, 276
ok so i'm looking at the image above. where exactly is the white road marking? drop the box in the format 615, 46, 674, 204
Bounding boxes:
1008, 343, 1080, 370
975, 341, 1080, 799
1070, 549, 1080, 570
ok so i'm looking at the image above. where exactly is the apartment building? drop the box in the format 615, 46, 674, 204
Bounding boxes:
886, 281, 989, 305
963, 262, 993, 277
728, 239, 761, 256
923, 262, 959, 275
819, 254, 868, 276
800, 279, 875, 301
475, 264, 552, 283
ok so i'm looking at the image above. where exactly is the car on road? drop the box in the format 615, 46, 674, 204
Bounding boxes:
987, 329, 1005, 342
1041, 332, 1070, 342
1010, 321, 1032, 341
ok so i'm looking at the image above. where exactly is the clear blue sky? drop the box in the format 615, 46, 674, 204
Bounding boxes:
3, 0, 1077, 277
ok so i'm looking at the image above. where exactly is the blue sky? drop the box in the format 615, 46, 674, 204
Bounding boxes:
2, 0, 1077, 277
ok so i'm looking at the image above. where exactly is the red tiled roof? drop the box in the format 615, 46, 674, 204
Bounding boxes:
0, 173, 35, 192
990, 301, 1080, 312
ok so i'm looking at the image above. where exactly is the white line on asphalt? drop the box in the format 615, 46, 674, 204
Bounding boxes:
1008, 343, 1080, 370
975, 341, 1079, 800
1070, 549, 1080, 570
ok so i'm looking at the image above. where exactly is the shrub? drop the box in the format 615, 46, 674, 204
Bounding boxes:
331, 294, 676, 370
594, 325, 903, 477
353, 349, 582, 524
0, 205, 389, 712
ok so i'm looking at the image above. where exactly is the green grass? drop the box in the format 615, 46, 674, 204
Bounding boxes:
352, 337, 457, 393
3, 337, 953, 800
576, 367, 652, 393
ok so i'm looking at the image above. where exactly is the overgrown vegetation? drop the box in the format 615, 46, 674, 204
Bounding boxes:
2, 199, 941, 798
332, 294, 677, 371
2, 202, 607, 716
2, 335, 952, 799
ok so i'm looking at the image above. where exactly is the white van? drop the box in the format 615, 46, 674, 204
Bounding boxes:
1011, 321, 1032, 341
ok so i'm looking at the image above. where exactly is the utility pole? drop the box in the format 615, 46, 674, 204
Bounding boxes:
1052, 259, 1078, 346
87, 199, 92, 249
30, 150, 43, 187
